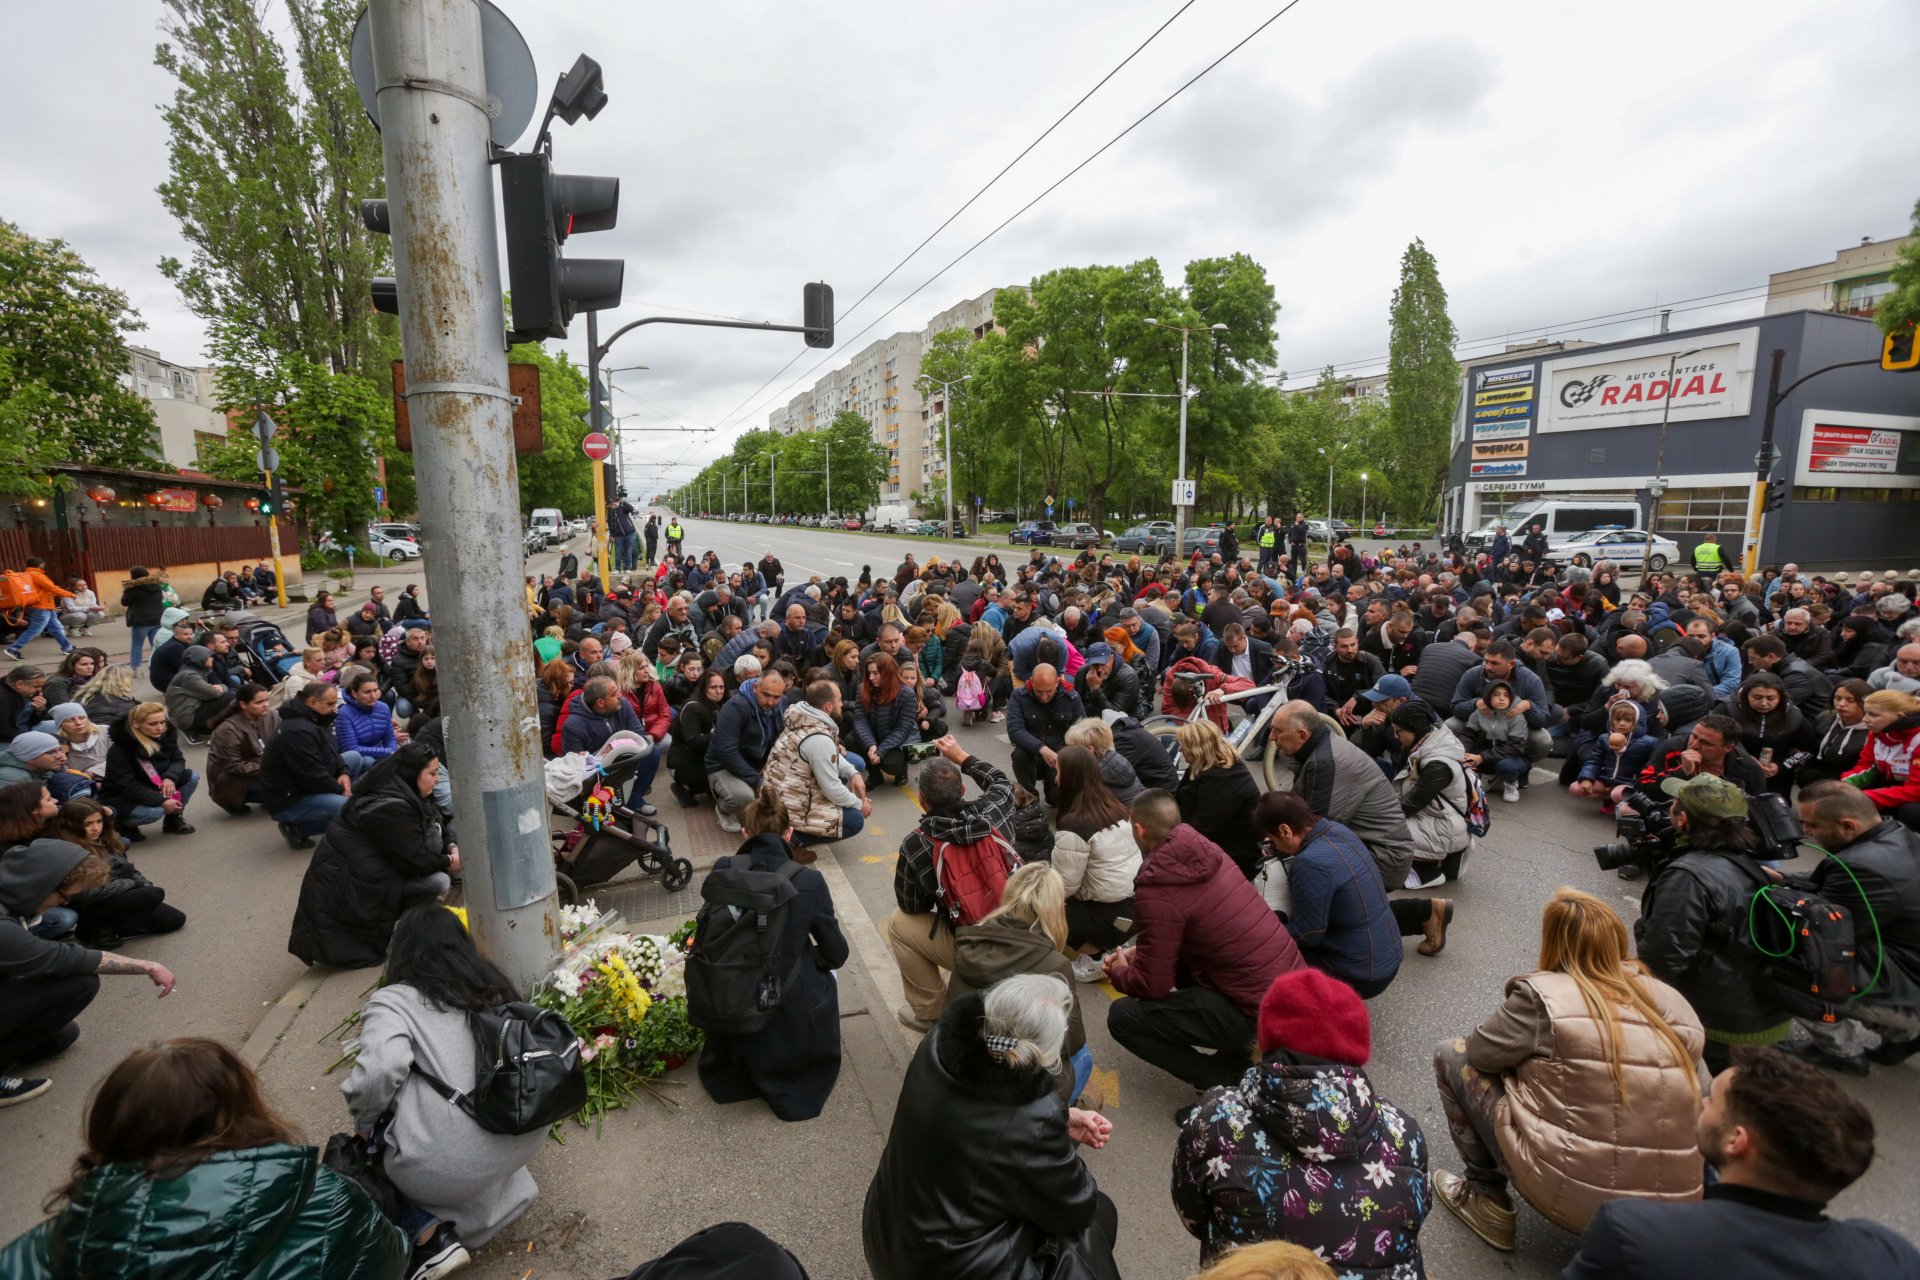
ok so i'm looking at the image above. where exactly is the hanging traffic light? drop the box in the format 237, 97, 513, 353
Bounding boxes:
1885, 324, 1919, 372
361, 199, 399, 315
1765, 473, 1788, 513
500, 150, 622, 341
804, 282, 835, 349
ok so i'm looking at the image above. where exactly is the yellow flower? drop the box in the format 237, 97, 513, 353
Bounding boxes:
596, 953, 651, 1024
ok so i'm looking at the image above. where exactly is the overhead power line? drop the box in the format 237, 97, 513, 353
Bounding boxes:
712, 0, 1200, 434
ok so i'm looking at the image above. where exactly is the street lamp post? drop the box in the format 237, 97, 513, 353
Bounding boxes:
1646, 347, 1700, 587
1360, 472, 1369, 533
925, 375, 970, 535
1144, 317, 1228, 553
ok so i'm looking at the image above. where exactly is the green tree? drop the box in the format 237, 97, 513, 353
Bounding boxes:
1878, 197, 1920, 338
0, 222, 160, 483
156, 0, 398, 532
917, 329, 987, 528
1158, 254, 1281, 512
1383, 238, 1459, 519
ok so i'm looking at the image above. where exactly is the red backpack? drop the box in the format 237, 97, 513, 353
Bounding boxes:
932, 830, 1019, 927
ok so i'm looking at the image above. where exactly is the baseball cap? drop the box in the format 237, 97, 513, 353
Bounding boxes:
1360, 674, 1413, 703
1660, 772, 1749, 820
1084, 642, 1113, 665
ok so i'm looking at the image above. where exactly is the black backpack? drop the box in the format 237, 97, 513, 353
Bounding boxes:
415, 1001, 587, 1136
1734, 860, 1862, 1022
685, 861, 805, 1037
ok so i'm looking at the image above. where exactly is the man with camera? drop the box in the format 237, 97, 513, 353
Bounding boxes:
1780, 782, 1920, 1075
1610, 713, 1768, 881
1634, 774, 1794, 1073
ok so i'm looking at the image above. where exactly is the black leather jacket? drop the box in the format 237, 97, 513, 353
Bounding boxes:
1636, 844, 1790, 1035
863, 993, 1118, 1280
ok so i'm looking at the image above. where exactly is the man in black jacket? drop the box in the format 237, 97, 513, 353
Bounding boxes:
773, 602, 827, 669
1634, 774, 1791, 1071
1782, 783, 1920, 1072
1409, 629, 1485, 712
1743, 634, 1833, 714
1323, 628, 1385, 729
1075, 642, 1141, 719
260, 681, 354, 849
1006, 664, 1084, 803
885, 737, 1013, 1033
1561, 1046, 1918, 1279
703, 670, 787, 833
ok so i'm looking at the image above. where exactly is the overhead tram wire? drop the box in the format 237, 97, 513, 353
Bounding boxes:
1276, 282, 1775, 387
721, 0, 1312, 438
711, 0, 1201, 433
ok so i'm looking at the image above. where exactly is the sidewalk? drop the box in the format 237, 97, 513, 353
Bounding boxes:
246, 829, 915, 1279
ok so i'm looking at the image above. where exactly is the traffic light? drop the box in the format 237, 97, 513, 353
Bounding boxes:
804, 282, 834, 349
1885, 324, 1919, 372
259, 485, 277, 516
361, 199, 399, 315
1765, 473, 1788, 513
500, 150, 622, 341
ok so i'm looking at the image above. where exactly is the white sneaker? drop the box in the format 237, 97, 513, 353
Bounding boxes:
716, 812, 743, 834
1072, 954, 1105, 984
1501, 780, 1521, 804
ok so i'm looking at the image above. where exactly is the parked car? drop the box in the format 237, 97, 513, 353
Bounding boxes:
1008, 520, 1058, 546
1181, 523, 1225, 555
368, 525, 423, 563
1050, 522, 1105, 549
841, 516, 864, 530
1112, 521, 1175, 557
1544, 528, 1679, 572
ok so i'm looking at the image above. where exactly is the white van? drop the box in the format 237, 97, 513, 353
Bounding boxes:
868, 503, 913, 534
529, 508, 567, 545
1466, 498, 1642, 550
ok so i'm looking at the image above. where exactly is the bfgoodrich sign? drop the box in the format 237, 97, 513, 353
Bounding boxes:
1539, 327, 1758, 433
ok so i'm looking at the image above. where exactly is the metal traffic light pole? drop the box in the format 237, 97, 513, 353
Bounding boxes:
366, 0, 556, 989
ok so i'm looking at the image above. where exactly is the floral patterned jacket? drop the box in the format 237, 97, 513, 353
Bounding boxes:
1171, 1056, 1430, 1277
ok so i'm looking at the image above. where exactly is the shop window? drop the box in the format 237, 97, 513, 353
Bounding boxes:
1654, 486, 1749, 540
1791, 486, 1920, 504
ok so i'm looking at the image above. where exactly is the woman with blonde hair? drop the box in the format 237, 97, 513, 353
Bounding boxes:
100, 703, 197, 842
1173, 719, 1262, 877
1431, 887, 1707, 1251
945, 862, 1094, 1102
1187, 1241, 1335, 1280
74, 664, 139, 727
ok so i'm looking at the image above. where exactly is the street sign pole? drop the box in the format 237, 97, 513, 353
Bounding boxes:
367, 0, 556, 989
253, 410, 288, 607
582, 431, 614, 585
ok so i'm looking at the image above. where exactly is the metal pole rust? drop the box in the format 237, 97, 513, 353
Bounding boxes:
368, 0, 557, 989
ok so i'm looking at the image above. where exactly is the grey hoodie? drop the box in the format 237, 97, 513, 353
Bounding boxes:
0, 838, 101, 979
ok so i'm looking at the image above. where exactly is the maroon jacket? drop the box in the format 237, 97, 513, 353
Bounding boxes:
1112, 823, 1302, 1013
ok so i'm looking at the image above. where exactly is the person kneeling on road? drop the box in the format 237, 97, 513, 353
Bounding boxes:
1007, 663, 1083, 805
759, 680, 870, 861
1252, 791, 1401, 997
1105, 790, 1304, 1097
260, 680, 363, 851
703, 669, 787, 834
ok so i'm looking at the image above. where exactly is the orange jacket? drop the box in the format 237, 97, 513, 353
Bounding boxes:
23, 569, 73, 611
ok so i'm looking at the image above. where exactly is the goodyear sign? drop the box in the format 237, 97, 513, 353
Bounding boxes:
1471, 365, 1537, 439
1471, 439, 1530, 460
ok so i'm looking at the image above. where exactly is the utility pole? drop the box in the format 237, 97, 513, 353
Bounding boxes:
367, 0, 555, 988
824, 439, 831, 519
925, 375, 968, 536
1143, 318, 1227, 553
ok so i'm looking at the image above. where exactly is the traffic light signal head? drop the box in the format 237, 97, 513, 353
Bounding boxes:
1885, 324, 1919, 372
1765, 474, 1788, 513
500, 151, 623, 341
550, 55, 608, 126
804, 281, 834, 349
361, 199, 399, 315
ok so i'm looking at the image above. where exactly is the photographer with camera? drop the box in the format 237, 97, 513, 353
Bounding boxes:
1780, 782, 1920, 1075
1610, 713, 1767, 881
1633, 775, 1794, 1073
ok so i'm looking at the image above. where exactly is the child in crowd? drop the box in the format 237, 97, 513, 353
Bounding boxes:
1570, 699, 1659, 812
1010, 783, 1053, 863
1459, 680, 1533, 802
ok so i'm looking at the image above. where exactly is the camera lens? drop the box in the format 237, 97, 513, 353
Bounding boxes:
1591, 840, 1636, 872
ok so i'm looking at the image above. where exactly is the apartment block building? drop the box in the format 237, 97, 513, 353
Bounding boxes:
766, 288, 1008, 510
121, 345, 228, 469
1766, 233, 1914, 319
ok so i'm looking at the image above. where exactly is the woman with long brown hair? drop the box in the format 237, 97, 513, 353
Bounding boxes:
1048, 745, 1141, 978
1431, 887, 1707, 1251
536, 656, 574, 752
7, 1038, 407, 1276
853, 652, 918, 785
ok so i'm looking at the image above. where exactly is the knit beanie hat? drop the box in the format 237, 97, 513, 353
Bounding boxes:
8, 732, 62, 763
1256, 968, 1372, 1065
46, 703, 86, 725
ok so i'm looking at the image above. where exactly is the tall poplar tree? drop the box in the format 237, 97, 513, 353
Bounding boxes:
1384, 238, 1459, 518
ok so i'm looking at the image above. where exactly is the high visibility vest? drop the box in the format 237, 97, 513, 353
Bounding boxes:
1693, 539, 1724, 570
1258, 528, 1277, 548
666, 522, 684, 540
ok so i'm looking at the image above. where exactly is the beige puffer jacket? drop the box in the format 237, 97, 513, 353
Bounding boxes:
1049, 819, 1141, 903
1494, 969, 1708, 1233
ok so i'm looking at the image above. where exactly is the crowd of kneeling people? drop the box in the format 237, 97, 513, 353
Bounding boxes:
3, 535, 1920, 1278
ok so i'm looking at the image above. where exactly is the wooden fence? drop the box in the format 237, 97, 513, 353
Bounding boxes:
0, 521, 298, 585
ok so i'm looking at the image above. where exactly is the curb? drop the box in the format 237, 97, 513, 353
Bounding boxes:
237, 967, 330, 1071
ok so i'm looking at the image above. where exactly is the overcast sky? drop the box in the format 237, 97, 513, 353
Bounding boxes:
6, 0, 1917, 495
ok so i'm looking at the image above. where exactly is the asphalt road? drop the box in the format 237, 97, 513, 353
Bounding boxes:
5, 520, 1912, 1277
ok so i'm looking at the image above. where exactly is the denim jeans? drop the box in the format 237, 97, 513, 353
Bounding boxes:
12, 608, 71, 654
30, 906, 79, 940
128, 624, 161, 669
1070, 1044, 1093, 1102
341, 750, 371, 781
124, 770, 199, 827
271, 789, 348, 837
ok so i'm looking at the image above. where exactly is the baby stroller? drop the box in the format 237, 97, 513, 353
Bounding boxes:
545, 733, 693, 904
225, 610, 302, 685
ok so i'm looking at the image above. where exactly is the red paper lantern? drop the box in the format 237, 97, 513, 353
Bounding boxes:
201, 494, 224, 509
85, 485, 116, 503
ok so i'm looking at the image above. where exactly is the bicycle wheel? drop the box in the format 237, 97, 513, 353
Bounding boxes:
1262, 731, 1286, 791
1140, 716, 1191, 779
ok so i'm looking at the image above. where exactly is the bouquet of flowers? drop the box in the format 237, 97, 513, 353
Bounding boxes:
534, 899, 703, 1130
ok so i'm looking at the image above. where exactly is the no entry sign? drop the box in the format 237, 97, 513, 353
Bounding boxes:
582, 431, 612, 461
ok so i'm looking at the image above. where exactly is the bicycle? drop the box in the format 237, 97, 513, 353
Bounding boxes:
1140, 660, 1305, 790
